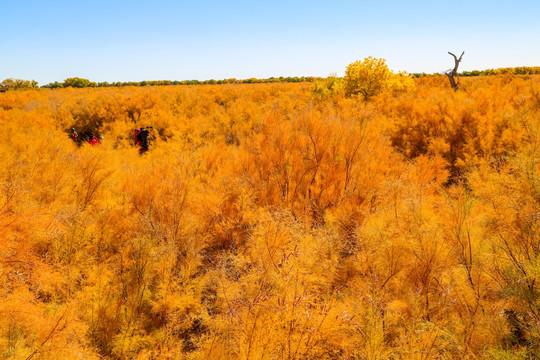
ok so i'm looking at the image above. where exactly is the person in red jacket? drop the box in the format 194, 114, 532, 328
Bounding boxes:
134, 128, 142, 147
88, 133, 100, 146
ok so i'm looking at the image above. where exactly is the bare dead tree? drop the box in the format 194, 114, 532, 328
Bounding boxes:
446, 51, 464, 91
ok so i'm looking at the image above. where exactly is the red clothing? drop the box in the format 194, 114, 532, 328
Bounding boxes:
134, 129, 141, 146
89, 136, 100, 146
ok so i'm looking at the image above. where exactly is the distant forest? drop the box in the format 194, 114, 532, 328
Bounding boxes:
1, 66, 539, 91
412, 66, 540, 78
40, 76, 316, 89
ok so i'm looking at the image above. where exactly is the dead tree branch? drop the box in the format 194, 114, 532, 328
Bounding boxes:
446, 51, 464, 91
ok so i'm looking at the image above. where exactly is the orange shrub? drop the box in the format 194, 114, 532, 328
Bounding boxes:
1, 76, 540, 358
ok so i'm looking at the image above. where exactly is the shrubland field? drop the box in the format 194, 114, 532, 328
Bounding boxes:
1, 75, 540, 359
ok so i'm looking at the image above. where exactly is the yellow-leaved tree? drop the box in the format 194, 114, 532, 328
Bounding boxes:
344, 56, 415, 100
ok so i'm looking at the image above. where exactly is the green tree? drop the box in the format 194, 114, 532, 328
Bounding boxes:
63, 77, 97, 88
42, 81, 64, 89
0, 78, 39, 91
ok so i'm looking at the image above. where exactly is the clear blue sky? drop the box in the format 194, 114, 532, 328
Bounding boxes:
1, 0, 539, 85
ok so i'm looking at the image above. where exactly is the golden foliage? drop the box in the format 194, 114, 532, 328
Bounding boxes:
343, 57, 415, 100
1, 75, 540, 358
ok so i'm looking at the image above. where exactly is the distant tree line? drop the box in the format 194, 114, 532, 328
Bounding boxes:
41, 76, 317, 89
411, 66, 540, 78
2, 67, 539, 92
459, 66, 540, 76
